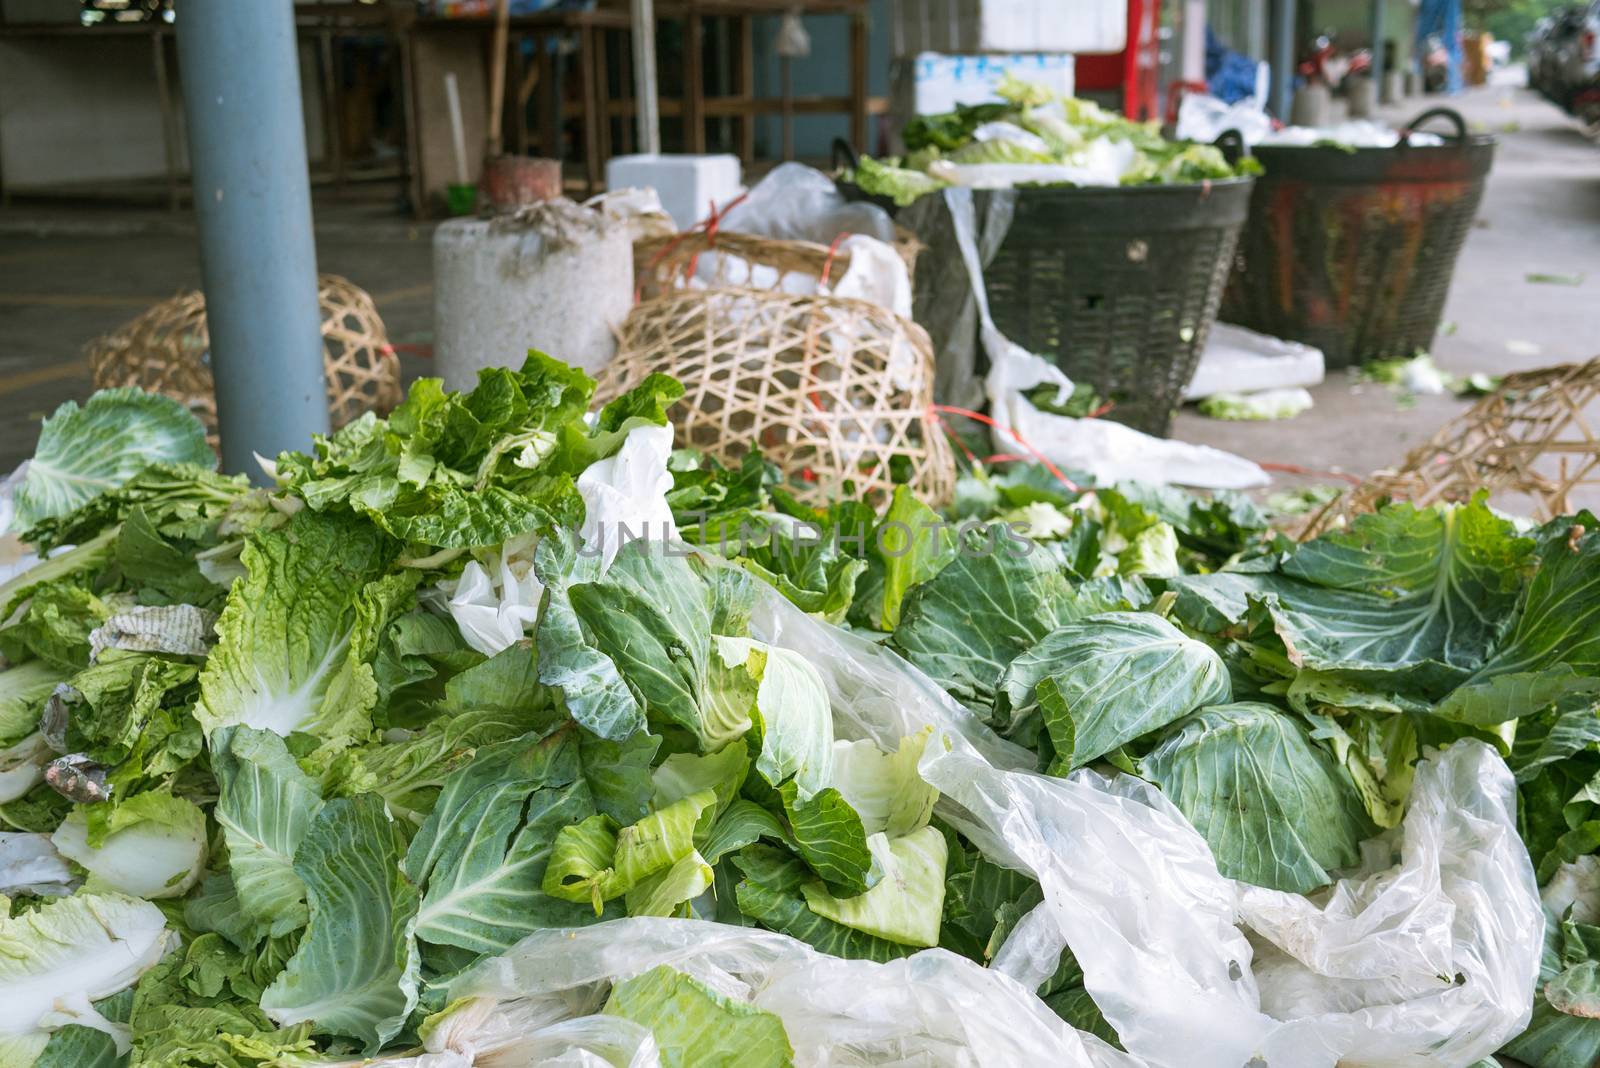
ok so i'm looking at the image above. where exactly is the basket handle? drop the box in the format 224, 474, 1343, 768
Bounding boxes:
831, 137, 863, 172
1400, 107, 1468, 144
1213, 129, 1250, 166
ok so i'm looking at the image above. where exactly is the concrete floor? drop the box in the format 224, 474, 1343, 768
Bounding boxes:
1173, 77, 1600, 494
2, 79, 1597, 492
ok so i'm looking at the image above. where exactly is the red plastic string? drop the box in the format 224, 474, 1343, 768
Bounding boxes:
381, 342, 434, 358
638, 189, 754, 298
818, 230, 854, 289
1257, 461, 1363, 485
931, 410, 981, 467
930, 403, 1079, 492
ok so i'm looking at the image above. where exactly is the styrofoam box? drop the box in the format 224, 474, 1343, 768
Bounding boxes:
901, 52, 1075, 116
889, 0, 1125, 58
605, 154, 743, 232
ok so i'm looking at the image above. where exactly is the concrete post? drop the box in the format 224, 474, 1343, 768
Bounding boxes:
176, 0, 328, 478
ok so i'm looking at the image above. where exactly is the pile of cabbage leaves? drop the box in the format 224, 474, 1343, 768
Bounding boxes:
842, 76, 1259, 207
0, 359, 1595, 1068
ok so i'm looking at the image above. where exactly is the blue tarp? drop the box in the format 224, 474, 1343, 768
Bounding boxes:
1206, 28, 1264, 103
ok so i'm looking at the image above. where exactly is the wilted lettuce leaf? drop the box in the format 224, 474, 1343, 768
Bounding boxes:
1442, 519, 1600, 724
543, 789, 715, 915
369, 610, 482, 725
32, 986, 131, 1068
404, 726, 601, 957
113, 505, 226, 608
14, 388, 214, 534
830, 730, 938, 838
0, 581, 111, 672
731, 844, 914, 963
712, 637, 833, 801
323, 701, 555, 826
0, 660, 69, 745
260, 794, 420, 1052
1301, 708, 1418, 829
65, 650, 201, 789
1503, 902, 1600, 1068
0, 892, 173, 1061
552, 540, 757, 748
602, 964, 794, 1068
211, 727, 325, 938
1000, 612, 1230, 772
274, 353, 657, 551
1167, 499, 1531, 696
127, 940, 316, 1068
878, 487, 959, 631
0, 527, 117, 624
23, 463, 249, 557
196, 509, 413, 755
1141, 703, 1374, 892
891, 539, 1079, 714
801, 826, 947, 947
53, 791, 207, 900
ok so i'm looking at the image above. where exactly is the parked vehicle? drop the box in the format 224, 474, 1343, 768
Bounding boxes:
1527, 1, 1599, 126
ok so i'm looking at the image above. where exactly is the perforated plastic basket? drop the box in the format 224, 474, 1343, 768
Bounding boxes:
1220, 108, 1495, 370
982, 179, 1255, 436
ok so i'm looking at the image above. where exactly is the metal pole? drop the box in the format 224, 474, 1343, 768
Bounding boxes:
1182, 0, 1207, 86
176, 0, 327, 478
630, 0, 660, 154
1369, 0, 1386, 93
1271, 0, 1295, 119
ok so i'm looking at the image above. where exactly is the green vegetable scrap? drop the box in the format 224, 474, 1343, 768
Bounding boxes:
843, 74, 1258, 205
1, 346, 1595, 1066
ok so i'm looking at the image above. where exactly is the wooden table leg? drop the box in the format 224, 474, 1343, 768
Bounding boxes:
152, 30, 181, 211
849, 8, 868, 155
618, 22, 634, 155
594, 26, 612, 169
319, 30, 346, 191
737, 13, 755, 164
537, 32, 558, 159
579, 25, 602, 194
684, 9, 705, 153
513, 33, 531, 155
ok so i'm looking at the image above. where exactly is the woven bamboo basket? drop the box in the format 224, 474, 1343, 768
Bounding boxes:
600, 231, 955, 509
1294, 357, 1600, 538
87, 275, 402, 444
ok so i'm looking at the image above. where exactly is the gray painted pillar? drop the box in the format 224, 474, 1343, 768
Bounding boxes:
177, 0, 328, 478
1271, 0, 1296, 119
1369, 0, 1387, 92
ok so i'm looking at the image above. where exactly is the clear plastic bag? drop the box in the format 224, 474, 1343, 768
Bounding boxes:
750, 586, 1544, 1068
938, 188, 1270, 490
447, 918, 1135, 1068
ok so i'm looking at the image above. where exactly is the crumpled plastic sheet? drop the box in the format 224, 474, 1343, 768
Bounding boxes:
438, 424, 676, 656
749, 585, 1544, 1068
938, 186, 1270, 491
719, 162, 896, 248
443, 919, 1136, 1068
0, 831, 77, 897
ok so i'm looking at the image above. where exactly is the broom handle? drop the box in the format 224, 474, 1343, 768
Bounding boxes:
486, 0, 511, 158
